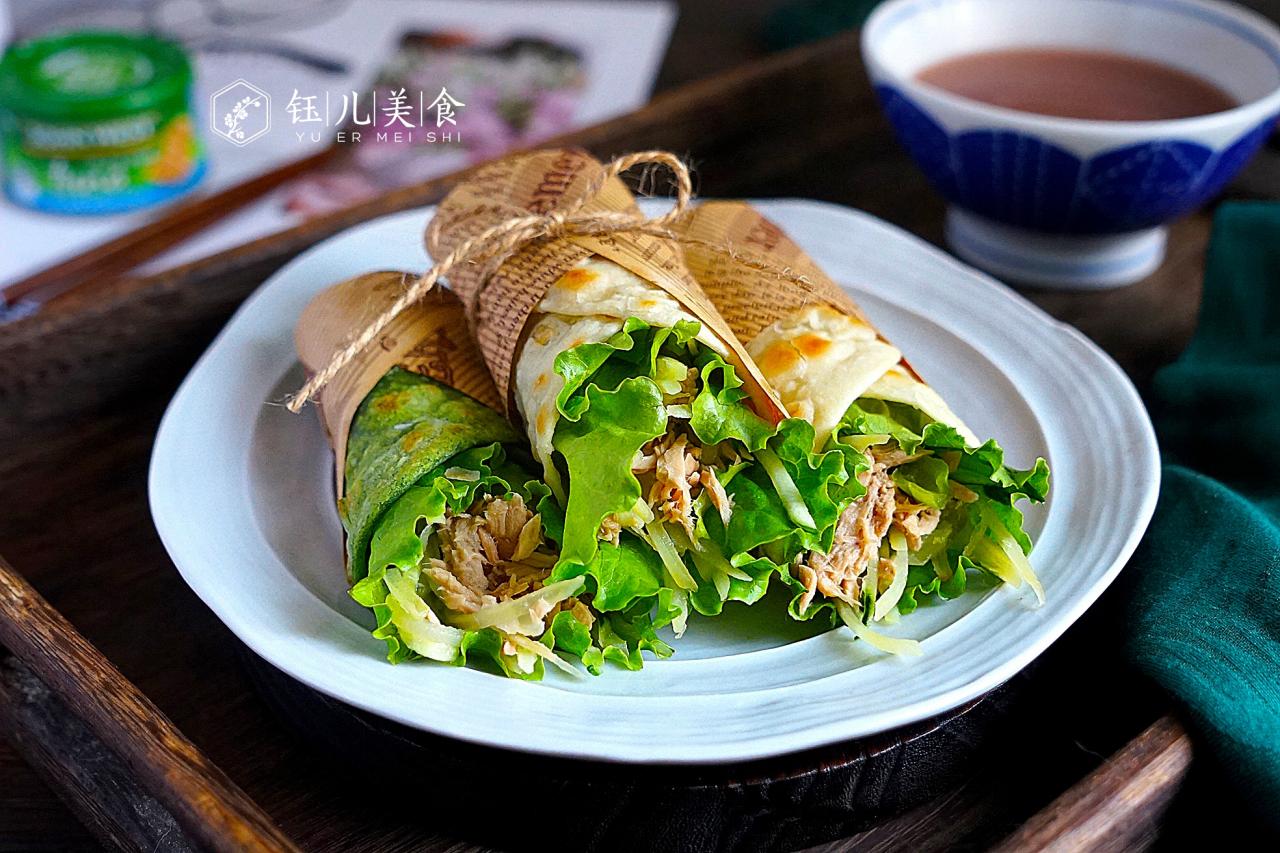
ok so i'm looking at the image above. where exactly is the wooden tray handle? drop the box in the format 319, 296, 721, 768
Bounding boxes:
0, 553, 299, 852
992, 714, 1192, 851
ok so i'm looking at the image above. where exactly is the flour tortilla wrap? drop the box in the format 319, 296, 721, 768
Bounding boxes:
427, 150, 813, 634
296, 273, 668, 677
675, 203, 1049, 646
677, 201, 978, 447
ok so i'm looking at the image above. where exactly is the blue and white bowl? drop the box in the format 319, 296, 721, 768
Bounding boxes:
863, 0, 1280, 288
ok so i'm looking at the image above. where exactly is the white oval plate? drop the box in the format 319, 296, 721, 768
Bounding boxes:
149, 199, 1159, 764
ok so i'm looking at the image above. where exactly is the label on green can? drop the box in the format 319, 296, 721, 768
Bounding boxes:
0, 31, 205, 215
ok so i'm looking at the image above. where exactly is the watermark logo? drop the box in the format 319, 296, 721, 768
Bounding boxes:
211, 79, 271, 147
429, 88, 465, 127
207, 81, 467, 147
285, 86, 467, 143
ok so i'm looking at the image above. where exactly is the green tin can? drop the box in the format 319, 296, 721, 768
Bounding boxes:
0, 31, 205, 214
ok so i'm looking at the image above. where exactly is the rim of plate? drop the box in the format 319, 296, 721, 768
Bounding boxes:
149, 198, 1160, 764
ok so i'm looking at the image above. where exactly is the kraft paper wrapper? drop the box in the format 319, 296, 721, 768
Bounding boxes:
424, 148, 787, 424
295, 271, 502, 497
674, 200, 925, 383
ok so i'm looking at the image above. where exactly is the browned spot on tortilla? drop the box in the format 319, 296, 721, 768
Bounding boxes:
400, 429, 427, 452
557, 267, 598, 291
759, 340, 801, 374
536, 408, 551, 435
795, 332, 832, 358
372, 391, 409, 413
534, 373, 549, 390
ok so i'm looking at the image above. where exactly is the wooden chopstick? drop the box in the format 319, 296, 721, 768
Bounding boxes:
0, 553, 299, 852
1, 147, 339, 310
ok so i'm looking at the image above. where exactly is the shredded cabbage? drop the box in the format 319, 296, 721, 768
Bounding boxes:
756, 447, 817, 530
701, 539, 753, 581
654, 356, 689, 395
864, 554, 878, 612
843, 433, 891, 452
689, 538, 751, 600
666, 587, 690, 637
968, 505, 1045, 605
505, 634, 582, 677
610, 497, 655, 532
835, 601, 922, 656
383, 568, 466, 661
971, 529, 1045, 605
449, 577, 585, 634
874, 530, 910, 620
642, 520, 699, 591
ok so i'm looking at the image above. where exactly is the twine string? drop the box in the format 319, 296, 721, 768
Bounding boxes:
286, 149, 804, 413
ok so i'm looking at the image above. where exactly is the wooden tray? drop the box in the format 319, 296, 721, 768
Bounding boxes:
0, 29, 1225, 851
243, 654, 1005, 851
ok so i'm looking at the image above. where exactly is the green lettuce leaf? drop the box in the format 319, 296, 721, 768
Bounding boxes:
770, 417, 863, 542
837, 398, 937, 453
550, 315, 779, 602
689, 350, 775, 451
839, 399, 1049, 508
554, 317, 699, 420
707, 420, 858, 574
549, 531, 665, 612
689, 553, 780, 617
599, 603, 676, 670
892, 456, 952, 509
552, 378, 666, 569
542, 600, 674, 674
717, 464, 814, 558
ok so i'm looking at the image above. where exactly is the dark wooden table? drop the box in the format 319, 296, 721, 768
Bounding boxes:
1, 20, 1273, 851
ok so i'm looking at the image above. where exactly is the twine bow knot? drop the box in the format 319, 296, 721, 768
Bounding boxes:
287, 150, 694, 413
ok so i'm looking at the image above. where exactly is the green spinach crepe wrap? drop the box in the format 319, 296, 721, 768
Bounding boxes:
297, 272, 671, 677
675, 202, 1050, 653
427, 150, 857, 636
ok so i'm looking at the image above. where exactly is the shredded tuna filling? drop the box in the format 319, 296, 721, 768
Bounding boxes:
630, 430, 733, 538
425, 493, 587, 627
701, 466, 733, 527
894, 503, 941, 552
797, 445, 943, 613
798, 453, 894, 611
597, 513, 623, 545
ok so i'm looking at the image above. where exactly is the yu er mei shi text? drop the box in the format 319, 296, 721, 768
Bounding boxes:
286, 87, 467, 144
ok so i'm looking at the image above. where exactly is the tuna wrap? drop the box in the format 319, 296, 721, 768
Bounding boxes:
296, 272, 670, 677
673, 202, 1050, 649
427, 150, 847, 636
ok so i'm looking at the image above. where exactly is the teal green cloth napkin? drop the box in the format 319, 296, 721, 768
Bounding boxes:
1127, 202, 1280, 830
